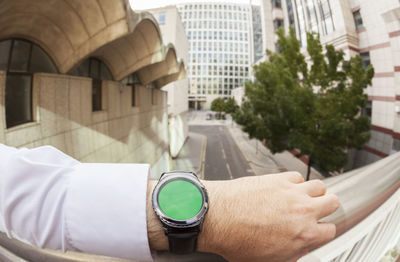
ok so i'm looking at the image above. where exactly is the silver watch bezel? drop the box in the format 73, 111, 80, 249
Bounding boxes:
152, 171, 209, 229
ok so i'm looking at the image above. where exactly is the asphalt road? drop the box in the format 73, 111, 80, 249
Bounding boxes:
190, 125, 254, 180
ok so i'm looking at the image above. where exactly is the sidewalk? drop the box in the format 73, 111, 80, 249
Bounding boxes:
170, 132, 207, 179
228, 123, 324, 180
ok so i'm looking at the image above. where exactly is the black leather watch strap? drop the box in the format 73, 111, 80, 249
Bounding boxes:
167, 231, 199, 254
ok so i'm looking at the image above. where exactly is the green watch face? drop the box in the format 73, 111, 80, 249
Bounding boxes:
158, 179, 203, 220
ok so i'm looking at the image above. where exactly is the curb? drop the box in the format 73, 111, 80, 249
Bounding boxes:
195, 134, 207, 180
227, 126, 258, 176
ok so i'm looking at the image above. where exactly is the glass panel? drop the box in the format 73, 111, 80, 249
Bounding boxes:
306, 0, 319, 33
0, 40, 12, 71
158, 13, 166, 25
30, 45, 57, 73
318, 0, 335, 35
132, 85, 136, 107
92, 79, 102, 111
100, 62, 113, 80
70, 59, 89, 77
5, 74, 32, 128
90, 59, 100, 79
9, 40, 31, 72
353, 10, 364, 30
360, 52, 370, 68
362, 100, 372, 119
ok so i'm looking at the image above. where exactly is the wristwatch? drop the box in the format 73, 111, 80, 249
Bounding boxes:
152, 171, 209, 254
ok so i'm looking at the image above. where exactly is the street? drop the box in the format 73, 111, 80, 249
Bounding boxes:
190, 125, 254, 180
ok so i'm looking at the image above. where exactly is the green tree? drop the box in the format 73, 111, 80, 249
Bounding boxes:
234, 27, 374, 180
211, 97, 226, 119
224, 97, 239, 114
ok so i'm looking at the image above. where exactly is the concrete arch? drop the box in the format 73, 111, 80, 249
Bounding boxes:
155, 62, 186, 88
0, 0, 185, 83
90, 17, 165, 81
136, 45, 180, 85
0, 0, 128, 73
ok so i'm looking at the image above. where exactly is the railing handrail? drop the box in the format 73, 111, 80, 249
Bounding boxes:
1, 152, 400, 262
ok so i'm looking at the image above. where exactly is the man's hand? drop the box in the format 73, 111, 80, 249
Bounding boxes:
147, 172, 340, 262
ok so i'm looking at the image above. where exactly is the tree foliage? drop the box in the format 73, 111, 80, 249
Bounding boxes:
224, 97, 239, 114
211, 97, 226, 113
234, 27, 374, 179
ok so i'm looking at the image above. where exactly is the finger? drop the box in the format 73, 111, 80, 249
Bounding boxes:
313, 193, 340, 219
298, 180, 326, 197
282, 172, 304, 184
310, 222, 336, 249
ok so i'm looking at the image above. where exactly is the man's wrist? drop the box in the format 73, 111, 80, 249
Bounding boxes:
146, 179, 223, 254
146, 180, 168, 251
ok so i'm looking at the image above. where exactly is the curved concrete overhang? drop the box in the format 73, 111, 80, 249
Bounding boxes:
0, 0, 185, 82
90, 16, 165, 81
136, 45, 180, 85
0, 0, 130, 73
155, 62, 186, 88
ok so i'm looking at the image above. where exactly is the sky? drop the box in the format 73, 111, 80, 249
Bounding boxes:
129, 0, 260, 11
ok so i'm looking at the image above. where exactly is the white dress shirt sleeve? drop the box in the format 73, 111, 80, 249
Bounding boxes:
0, 143, 153, 261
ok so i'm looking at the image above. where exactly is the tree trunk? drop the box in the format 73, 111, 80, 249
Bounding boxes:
306, 158, 312, 181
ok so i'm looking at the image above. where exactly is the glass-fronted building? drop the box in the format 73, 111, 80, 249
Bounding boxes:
177, 2, 262, 109
261, 0, 400, 169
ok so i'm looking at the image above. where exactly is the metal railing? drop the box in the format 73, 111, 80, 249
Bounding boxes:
1, 152, 400, 262
299, 152, 400, 262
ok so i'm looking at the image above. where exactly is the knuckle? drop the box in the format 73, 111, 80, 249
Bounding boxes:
294, 202, 315, 215
323, 224, 337, 241
298, 229, 317, 243
314, 179, 326, 189
290, 172, 304, 182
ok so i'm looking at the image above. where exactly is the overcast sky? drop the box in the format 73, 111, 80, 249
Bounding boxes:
129, 0, 260, 11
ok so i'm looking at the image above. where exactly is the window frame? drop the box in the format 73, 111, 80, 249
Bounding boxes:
353, 10, 364, 30
360, 52, 371, 68
5, 72, 33, 128
158, 13, 166, 25
1, 39, 56, 128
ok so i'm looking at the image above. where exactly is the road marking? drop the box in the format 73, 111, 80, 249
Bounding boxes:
226, 163, 233, 180
221, 148, 226, 159
201, 136, 207, 180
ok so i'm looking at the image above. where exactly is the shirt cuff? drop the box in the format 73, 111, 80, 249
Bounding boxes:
65, 163, 153, 261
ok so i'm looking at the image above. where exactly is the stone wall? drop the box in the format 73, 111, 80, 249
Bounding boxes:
0, 71, 170, 171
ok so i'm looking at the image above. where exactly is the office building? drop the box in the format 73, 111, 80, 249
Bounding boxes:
261, 0, 400, 168
177, 2, 262, 109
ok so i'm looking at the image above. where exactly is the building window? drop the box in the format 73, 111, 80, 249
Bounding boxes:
121, 74, 140, 107
70, 57, 113, 112
0, 39, 57, 128
158, 13, 166, 25
362, 100, 372, 119
274, 19, 284, 30
353, 10, 364, 30
360, 52, 371, 68
318, 0, 335, 35
306, 0, 319, 33
272, 0, 282, 8
286, 0, 296, 28
132, 85, 136, 107
92, 79, 102, 111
